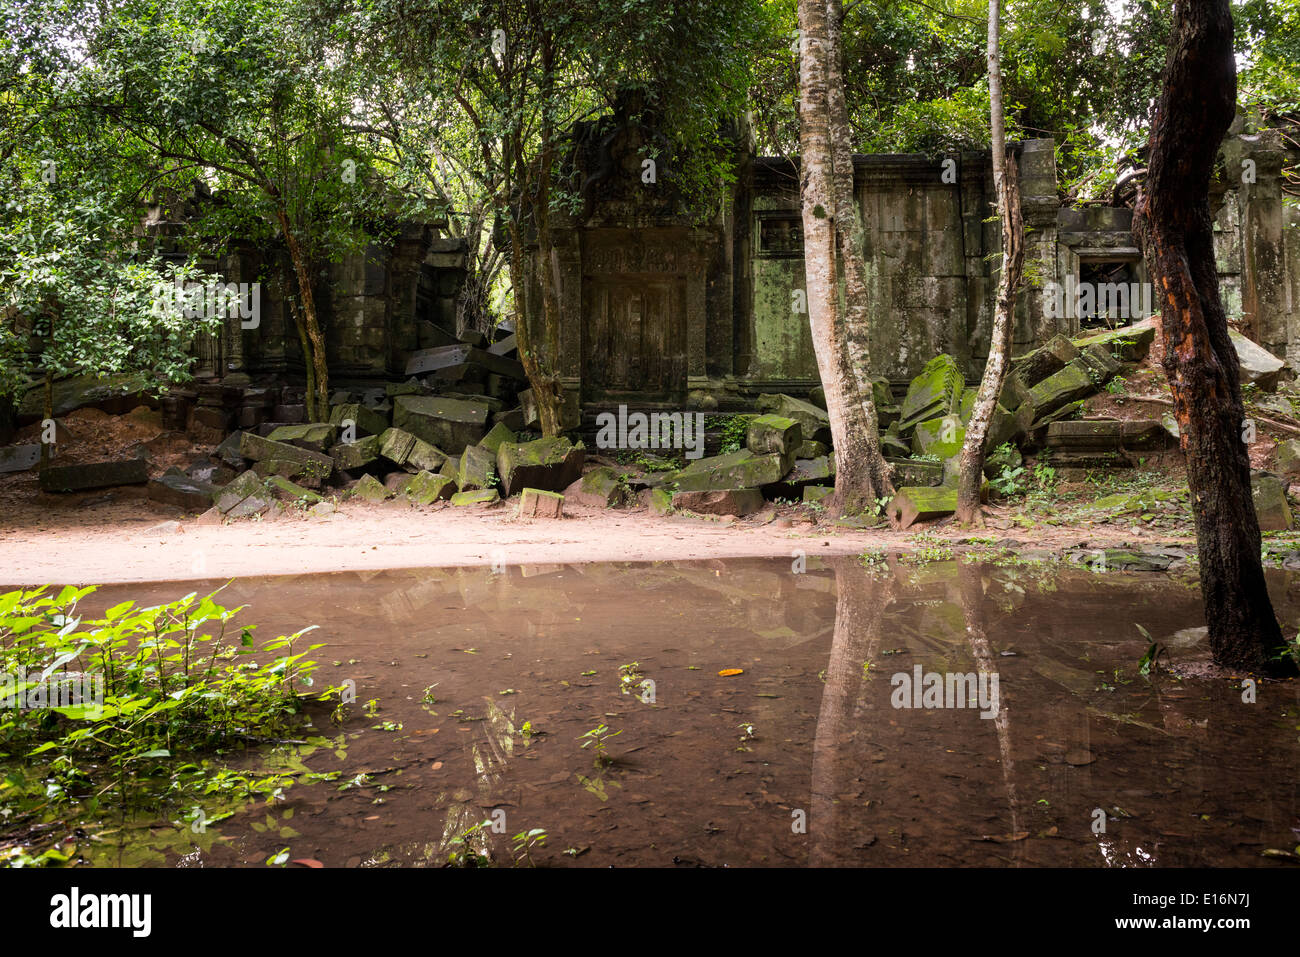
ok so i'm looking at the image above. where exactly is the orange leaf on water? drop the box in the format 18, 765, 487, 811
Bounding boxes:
718, 668, 744, 677
291, 859, 324, 868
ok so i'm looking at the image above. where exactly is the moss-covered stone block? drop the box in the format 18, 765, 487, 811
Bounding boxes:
746, 414, 803, 459
886, 485, 957, 530
351, 473, 393, 502
911, 415, 965, 460
671, 449, 791, 492
451, 488, 501, 506
405, 470, 455, 505
456, 444, 497, 491
332, 434, 382, 472
478, 421, 518, 457
393, 395, 489, 454
496, 436, 585, 495
899, 354, 963, 431
518, 487, 564, 518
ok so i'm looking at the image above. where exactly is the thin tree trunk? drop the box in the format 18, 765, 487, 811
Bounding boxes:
956, 0, 1025, 526
287, 295, 316, 422
275, 209, 329, 422
824, 0, 895, 511
1134, 0, 1296, 677
798, 0, 879, 515
810, 556, 891, 865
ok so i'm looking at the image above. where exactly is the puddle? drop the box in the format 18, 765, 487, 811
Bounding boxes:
14, 557, 1300, 867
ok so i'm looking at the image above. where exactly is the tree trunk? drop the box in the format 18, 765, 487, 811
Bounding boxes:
798, 0, 881, 516
956, 0, 1025, 526
508, 47, 565, 438
275, 209, 329, 422
823, 0, 895, 511
1134, 0, 1296, 677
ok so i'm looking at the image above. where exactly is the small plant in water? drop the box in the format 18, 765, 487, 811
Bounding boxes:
578, 723, 622, 766
511, 827, 547, 866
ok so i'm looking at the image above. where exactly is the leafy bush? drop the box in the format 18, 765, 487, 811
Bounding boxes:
0, 586, 338, 863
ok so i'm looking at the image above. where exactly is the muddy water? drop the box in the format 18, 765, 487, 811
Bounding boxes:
79, 557, 1300, 867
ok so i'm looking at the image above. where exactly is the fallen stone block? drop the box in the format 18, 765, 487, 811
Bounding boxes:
213, 431, 246, 467
456, 444, 498, 491
214, 470, 266, 512
226, 493, 273, 519
384, 472, 414, 495
267, 423, 338, 454
518, 487, 564, 519
898, 354, 963, 432
671, 449, 790, 493
393, 395, 489, 454
0, 444, 41, 474
803, 485, 834, 506
239, 432, 335, 486
1027, 363, 1094, 423
565, 467, 634, 507
986, 402, 1034, 452
1072, 318, 1156, 362
489, 332, 517, 357
194, 506, 224, 525
38, 458, 148, 493
1010, 334, 1079, 388
405, 470, 455, 505
1230, 329, 1286, 391
756, 393, 831, 445
331, 435, 382, 472
672, 488, 765, 517
352, 474, 393, 503
267, 476, 323, 504
148, 473, 219, 512
1044, 418, 1171, 452
451, 488, 501, 506
796, 439, 829, 459
886, 485, 957, 530
328, 402, 389, 438
887, 458, 944, 487
18, 372, 149, 422
880, 432, 911, 458
641, 486, 673, 515
1074, 342, 1121, 387
497, 437, 585, 496
1252, 472, 1293, 531
747, 414, 803, 459
764, 455, 835, 498
1275, 439, 1300, 479
911, 415, 965, 460
998, 373, 1032, 413
478, 421, 518, 456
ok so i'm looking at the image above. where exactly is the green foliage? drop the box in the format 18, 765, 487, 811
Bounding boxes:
707, 414, 752, 455
992, 464, 1027, 497
0, 585, 337, 863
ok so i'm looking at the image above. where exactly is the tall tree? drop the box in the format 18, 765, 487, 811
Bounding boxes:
954, 0, 1024, 525
796, 0, 894, 515
1134, 0, 1296, 677
824, 0, 894, 510
361, 0, 758, 436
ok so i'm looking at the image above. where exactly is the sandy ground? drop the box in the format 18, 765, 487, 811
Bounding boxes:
0, 485, 1195, 587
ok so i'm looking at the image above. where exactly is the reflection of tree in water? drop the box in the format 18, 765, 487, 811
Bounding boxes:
809, 557, 1024, 865
958, 561, 1024, 862
810, 557, 893, 866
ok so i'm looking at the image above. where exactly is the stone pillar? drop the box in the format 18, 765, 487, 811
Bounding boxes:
1018, 138, 1062, 348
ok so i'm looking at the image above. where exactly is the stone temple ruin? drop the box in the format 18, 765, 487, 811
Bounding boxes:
5, 105, 1299, 525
